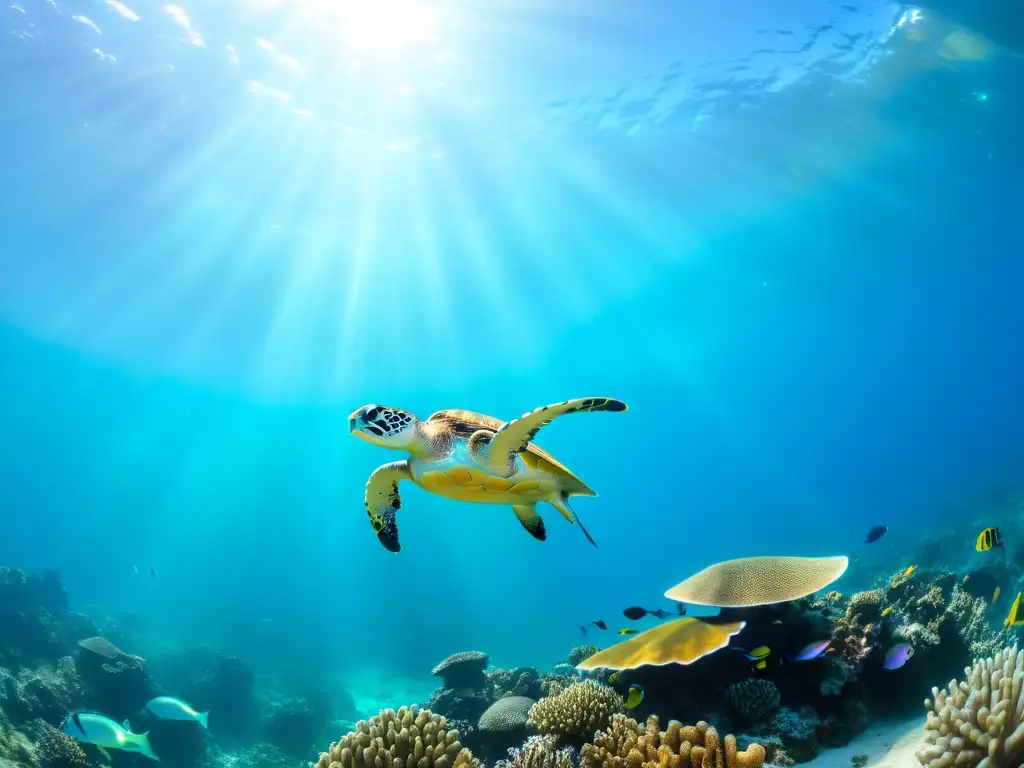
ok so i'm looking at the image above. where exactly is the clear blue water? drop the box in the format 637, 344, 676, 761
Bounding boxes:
1, 0, 1023, 711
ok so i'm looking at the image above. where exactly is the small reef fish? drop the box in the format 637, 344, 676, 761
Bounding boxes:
731, 645, 771, 662
993, 587, 1001, 604
792, 640, 831, 661
580, 625, 587, 636
617, 628, 639, 636
976, 527, 1004, 552
883, 643, 914, 670
608, 672, 621, 685
592, 620, 608, 630
625, 684, 644, 710
753, 659, 767, 670
1004, 592, 1024, 627
675, 602, 687, 616
900, 565, 917, 579
772, 619, 783, 625
865, 525, 888, 544
881, 606, 894, 617
145, 697, 209, 728
60, 713, 158, 761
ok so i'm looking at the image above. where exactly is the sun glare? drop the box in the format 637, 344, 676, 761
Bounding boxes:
253, 0, 439, 56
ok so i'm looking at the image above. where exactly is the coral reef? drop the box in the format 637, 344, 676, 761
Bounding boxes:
496, 735, 575, 768
262, 695, 331, 757
477, 697, 536, 761
314, 706, 478, 768
724, 680, 780, 723
29, 721, 89, 768
665, 556, 848, 607
581, 713, 765, 768
432, 653, 489, 691
917, 644, 1024, 767
567, 646, 598, 667
528, 681, 624, 746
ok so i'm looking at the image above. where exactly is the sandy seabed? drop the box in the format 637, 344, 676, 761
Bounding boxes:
790, 718, 928, 768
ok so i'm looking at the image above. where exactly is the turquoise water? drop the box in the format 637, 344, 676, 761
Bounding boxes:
1, 0, 1023, 711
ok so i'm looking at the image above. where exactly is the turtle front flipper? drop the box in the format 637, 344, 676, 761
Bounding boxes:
512, 504, 546, 542
470, 397, 628, 476
364, 460, 411, 553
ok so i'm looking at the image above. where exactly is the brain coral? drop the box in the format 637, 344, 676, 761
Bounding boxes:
917, 644, 1024, 768
528, 681, 624, 745
315, 706, 479, 768
478, 697, 535, 733
581, 714, 765, 768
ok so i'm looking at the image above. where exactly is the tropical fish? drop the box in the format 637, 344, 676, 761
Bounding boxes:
145, 697, 209, 728
608, 672, 621, 685
976, 527, 1004, 552
1004, 592, 1024, 627
865, 525, 888, 543
675, 602, 687, 616
753, 659, 767, 670
792, 640, 831, 661
617, 628, 639, 636
731, 645, 770, 661
993, 587, 1001, 604
60, 713, 158, 761
883, 643, 914, 670
881, 606, 894, 617
592, 620, 607, 630
900, 565, 917, 579
580, 625, 587, 636
622, 607, 671, 621
625, 684, 644, 710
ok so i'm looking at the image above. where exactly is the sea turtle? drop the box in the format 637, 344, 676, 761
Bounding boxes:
348, 397, 628, 552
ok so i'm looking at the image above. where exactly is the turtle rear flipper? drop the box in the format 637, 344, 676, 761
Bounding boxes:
469, 397, 627, 476
513, 504, 546, 541
364, 460, 411, 553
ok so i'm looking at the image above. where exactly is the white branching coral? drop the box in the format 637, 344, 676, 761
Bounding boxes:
917, 644, 1024, 768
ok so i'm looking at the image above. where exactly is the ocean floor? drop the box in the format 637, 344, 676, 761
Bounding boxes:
799, 719, 927, 768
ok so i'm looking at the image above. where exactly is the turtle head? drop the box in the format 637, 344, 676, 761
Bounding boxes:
349, 404, 417, 449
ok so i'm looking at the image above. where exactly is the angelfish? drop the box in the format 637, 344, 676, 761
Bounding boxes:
145, 696, 209, 728
60, 713, 159, 761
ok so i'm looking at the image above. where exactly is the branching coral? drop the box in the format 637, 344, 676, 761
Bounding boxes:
315, 706, 479, 768
496, 735, 575, 768
917, 645, 1024, 768
581, 714, 765, 768
724, 680, 780, 722
528, 681, 623, 745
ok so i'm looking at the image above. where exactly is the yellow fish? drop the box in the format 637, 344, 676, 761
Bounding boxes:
994, 587, 1001, 604
608, 672, 621, 685
881, 606, 894, 617
625, 684, 644, 710
900, 565, 917, 579
748, 645, 770, 659
1004, 592, 1024, 627
977, 527, 1004, 552
617, 628, 638, 636
754, 659, 767, 670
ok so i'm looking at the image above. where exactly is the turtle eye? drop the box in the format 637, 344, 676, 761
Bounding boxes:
365, 406, 380, 421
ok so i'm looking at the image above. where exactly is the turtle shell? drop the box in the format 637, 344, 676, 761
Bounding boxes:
428, 409, 595, 496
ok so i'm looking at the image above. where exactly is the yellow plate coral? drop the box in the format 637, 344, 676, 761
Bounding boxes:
664, 555, 849, 607
575, 618, 745, 671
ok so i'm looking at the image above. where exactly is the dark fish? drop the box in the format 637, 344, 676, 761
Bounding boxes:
71, 713, 86, 736
865, 525, 888, 543
676, 602, 687, 616
580, 625, 587, 636
623, 606, 674, 621
592, 620, 607, 630
976, 527, 1004, 552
